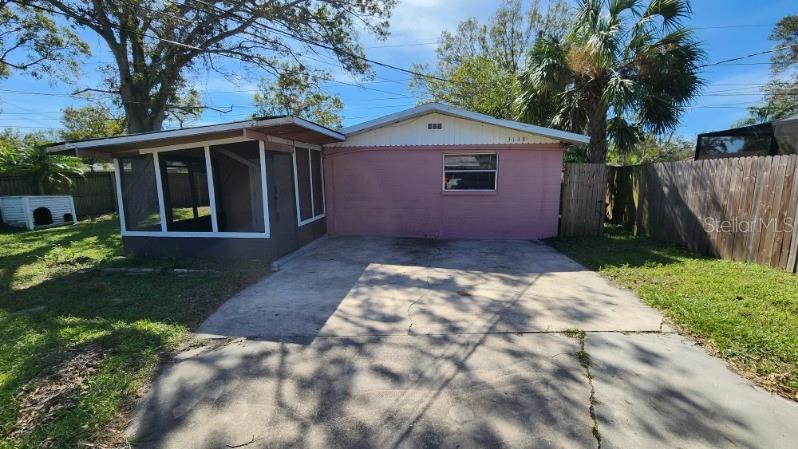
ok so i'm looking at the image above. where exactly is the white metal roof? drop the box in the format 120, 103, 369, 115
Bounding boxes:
47, 116, 345, 153
340, 103, 590, 145
775, 114, 798, 124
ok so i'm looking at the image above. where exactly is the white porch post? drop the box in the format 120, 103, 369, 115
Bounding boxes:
204, 145, 219, 233
259, 141, 271, 237
112, 158, 127, 233
291, 142, 301, 225
152, 152, 168, 232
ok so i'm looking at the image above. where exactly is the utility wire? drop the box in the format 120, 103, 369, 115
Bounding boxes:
699, 43, 798, 67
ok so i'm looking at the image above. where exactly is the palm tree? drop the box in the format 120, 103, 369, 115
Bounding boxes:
516, 0, 704, 163
0, 145, 87, 194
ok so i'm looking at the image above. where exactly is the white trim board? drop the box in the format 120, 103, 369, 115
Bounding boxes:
259, 141, 272, 237
121, 231, 270, 239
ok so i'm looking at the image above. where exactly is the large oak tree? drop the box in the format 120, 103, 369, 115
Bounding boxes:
14, 0, 395, 132
0, 0, 88, 80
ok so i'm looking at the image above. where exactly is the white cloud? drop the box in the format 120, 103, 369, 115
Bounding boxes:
359, 0, 500, 60
192, 74, 258, 96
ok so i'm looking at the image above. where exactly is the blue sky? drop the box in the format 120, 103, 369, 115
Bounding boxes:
0, 0, 795, 139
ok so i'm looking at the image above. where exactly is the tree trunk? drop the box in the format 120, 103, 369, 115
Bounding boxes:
121, 80, 167, 133
586, 101, 608, 163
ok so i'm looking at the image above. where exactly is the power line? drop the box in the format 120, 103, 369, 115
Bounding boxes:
364, 41, 437, 49
700, 43, 798, 68
693, 23, 775, 30
190, 0, 452, 84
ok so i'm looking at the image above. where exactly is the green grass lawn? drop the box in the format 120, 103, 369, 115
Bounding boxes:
0, 215, 271, 448
548, 226, 798, 401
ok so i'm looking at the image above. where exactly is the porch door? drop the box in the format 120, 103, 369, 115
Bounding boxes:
268, 151, 299, 257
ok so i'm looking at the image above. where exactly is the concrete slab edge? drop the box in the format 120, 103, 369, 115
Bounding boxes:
270, 235, 329, 271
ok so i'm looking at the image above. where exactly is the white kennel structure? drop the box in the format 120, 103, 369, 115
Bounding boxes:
0, 195, 77, 230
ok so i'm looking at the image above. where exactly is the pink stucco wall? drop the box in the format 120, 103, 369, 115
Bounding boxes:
323, 144, 566, 240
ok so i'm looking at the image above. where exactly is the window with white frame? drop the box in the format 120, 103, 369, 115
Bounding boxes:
293, 147, 325, 224
113, 137, 271, 238
443, 153, 498, 191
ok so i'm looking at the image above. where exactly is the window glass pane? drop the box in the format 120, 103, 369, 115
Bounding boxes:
295, 147, 312, 221
444, 171, 496, 190
444, 154, 497, 170
311, 150, 324, 215
159, 148, 212, 232
119, 154, 161, 231
774, 119, 798, 155
698, 135, 771, 158
209, 141, 264, 233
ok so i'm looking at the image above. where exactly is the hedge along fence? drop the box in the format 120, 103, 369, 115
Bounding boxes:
607, 154, 798, 273
0, 172, 118, 218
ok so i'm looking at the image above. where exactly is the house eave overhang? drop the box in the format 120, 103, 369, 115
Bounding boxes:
46, 116, 345, 157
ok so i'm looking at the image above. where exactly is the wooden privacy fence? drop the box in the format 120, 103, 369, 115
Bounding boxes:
560, 163, 607, 236
607, 155, 798, 273
0, 172, 117, 218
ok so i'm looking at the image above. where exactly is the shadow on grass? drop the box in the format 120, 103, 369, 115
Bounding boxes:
546, 225, 699, 271
0, 217, 271, 449
0, 216, 121, 294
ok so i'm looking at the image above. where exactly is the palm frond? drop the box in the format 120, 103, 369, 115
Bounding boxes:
642, 0, 690, 29
607, 116, 644, 152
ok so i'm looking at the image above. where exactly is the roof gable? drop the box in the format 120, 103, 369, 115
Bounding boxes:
337, 103, 589, 146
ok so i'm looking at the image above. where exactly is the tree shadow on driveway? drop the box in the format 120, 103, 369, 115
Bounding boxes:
129, 236, 756, 449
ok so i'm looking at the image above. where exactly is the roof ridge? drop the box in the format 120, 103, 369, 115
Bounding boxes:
339, 103, 590, 145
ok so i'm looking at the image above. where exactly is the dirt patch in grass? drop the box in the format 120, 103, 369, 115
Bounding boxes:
13, 346, 107, 441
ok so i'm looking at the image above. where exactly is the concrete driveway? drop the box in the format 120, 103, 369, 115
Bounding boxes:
129, 237, 798, 449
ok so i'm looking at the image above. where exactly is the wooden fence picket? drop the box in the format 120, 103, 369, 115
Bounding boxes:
606, 154, 798, 273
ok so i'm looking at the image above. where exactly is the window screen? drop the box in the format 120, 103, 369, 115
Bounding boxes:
443, 153, 498, 191
311, 149, 324, 215
209, 141, 265, 233
294, 147, 325, 223
295, 147, 313, 221
118, 154, 161, 231
159, 148, 212, 232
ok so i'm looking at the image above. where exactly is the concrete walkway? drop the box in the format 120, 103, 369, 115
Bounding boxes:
129, 237, 798, 448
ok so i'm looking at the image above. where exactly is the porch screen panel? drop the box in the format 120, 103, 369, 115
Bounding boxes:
118, 154, 161, 231
311, 149, 324, 215
159, 147, 213, 232
209, 141, 265, 233
295, 147, 313, 221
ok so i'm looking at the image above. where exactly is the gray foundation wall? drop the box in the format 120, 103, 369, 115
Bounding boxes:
123, 218, 326, 261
